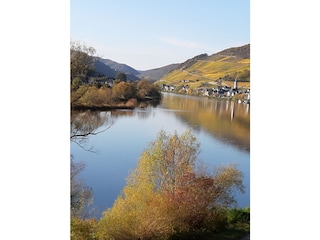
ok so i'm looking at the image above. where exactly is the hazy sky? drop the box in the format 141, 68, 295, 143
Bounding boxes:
71, 0, 250, 70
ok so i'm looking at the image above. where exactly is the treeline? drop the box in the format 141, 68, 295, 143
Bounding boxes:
71, 78, 162, 110
71, 130, 249, 240
70, 41, 161, 109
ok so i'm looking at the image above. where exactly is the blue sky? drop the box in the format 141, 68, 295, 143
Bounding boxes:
71, 0, 250, 70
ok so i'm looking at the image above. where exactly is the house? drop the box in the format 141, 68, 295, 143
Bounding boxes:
104, 77, 115, 87
226, 90, 235, 97
182, 85, 189, 92
204, 88, 214, 96
161, 84, 175, 92
221, 85, 231, 92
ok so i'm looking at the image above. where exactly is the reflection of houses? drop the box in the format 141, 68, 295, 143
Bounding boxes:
230, 100, 235, 121
244, 92, 250, 104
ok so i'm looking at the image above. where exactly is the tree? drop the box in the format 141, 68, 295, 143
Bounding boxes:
136, 79, 151, 99
70, 157, 98, 239
70, 41, 97, 81
71, 218, 98, 240
70, 157, 94, 219
111, 81, 137, 101
146, 130, 200, 195
97, 130, 244, 239
71, 77, 83, 91
136, 79, 161, 100
115, 72, 127, 82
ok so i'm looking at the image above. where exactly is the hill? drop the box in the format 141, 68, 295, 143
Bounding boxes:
95, 58, 180, 82
94, 60, 117, 77
212, 44, 250, 59
137, 63, 180, 81
94, 58, 139, 81
157, 44, 250, 90
92, 44, 249, 85
99, 58, 140, 76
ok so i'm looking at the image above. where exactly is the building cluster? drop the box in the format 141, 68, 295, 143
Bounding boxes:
161, 78, 250, 104
89, 77, 115, 87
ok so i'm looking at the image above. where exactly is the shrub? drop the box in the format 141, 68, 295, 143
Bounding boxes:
112, 82, 137, 101
72, 77, 83, 91
227, 207, 250, 225
126, 98, 138, 108
71, 218, 98, 240
96, 130, 244, 239
203, 208, 228, 232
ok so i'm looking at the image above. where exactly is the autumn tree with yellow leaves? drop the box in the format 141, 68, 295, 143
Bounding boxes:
96, 130, 244, 239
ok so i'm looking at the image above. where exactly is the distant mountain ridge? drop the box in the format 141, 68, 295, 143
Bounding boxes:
94, 58, 139, 81
178, 53, 208, 71
94, 57, 179, 82
93, 44, 249, 83
94, 61, 117, 77
214, 44, 250, 59
137, 64, 180, 81
99, 58, 140, 76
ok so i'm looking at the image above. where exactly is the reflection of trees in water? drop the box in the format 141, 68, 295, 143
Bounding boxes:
111, 110, 134, 118
70, 107, 154, 219
70, 111, 114, 219
71, 156, 97, 219
71, 111, 113, 152
135, 108, 153, 119
161, 94, 250, 151
70, 108, 154, 151
105, 107, 154, 120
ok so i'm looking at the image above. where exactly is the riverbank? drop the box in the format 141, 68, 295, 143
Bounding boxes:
71, 104, 134, 111
71, 97, 161, 111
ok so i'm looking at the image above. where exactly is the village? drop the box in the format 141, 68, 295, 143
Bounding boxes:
160, 77, 250, 104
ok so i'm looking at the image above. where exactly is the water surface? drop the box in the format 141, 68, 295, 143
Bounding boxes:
71, 93, 250, 218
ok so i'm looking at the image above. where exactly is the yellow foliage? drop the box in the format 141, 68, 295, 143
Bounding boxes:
71, 218, 98, 240
75, 86, 112, 106
159, 56, 250, 89
96, 130, 244, 239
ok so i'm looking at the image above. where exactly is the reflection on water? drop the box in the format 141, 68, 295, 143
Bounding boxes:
71, 111, 113, 152
71, 111, 112, 137
160, 93, 250, 151
70, 93, 250, 218
71, 94, 250, 153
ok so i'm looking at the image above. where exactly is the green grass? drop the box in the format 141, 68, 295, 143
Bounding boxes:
169, 225, 249, 240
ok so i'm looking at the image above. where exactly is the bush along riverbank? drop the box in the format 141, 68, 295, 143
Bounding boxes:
71, 80, 162, 111
71, 207, 250, 240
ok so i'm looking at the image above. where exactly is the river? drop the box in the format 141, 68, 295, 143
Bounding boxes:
71, 93, 250, 219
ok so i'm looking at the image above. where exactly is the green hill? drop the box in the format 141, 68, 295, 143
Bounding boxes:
157, 44, 250, 90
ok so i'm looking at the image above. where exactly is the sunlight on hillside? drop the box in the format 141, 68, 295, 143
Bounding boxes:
159, 47, 250, 90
